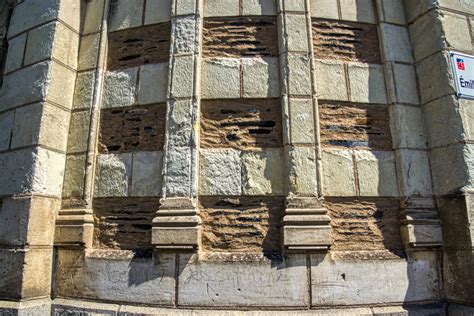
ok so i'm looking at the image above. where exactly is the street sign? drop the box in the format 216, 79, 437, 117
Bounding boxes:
450, 51, 474, 99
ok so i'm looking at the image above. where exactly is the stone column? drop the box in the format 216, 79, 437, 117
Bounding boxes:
277, 0, 331, 252
152, 0, 202, 251
55, 0, 108, 249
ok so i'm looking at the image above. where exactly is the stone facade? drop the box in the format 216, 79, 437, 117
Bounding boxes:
0, 0, 473, 314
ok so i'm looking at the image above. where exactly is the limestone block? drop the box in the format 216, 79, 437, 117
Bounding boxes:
131, 151, 163, 197
242, 57, 280, 98
242, 0, 277, 15
309, 0, 338, 19
289, 146, 318, 195
322, 149, 356, 196
0, 111, 14, 151
348, 63, 387, 104
4, 33, 26, 73
0, 149, 35, 195
443, 11, 472, 52
62, 154, 86, 198
0, 299, 52, 315
73, 71, 95, 110
404, 0, 436, 24
82, 0, 105, 34
40, 103, 71, 152
379, 23, 413, 63
175, 0, 197, 16
33, 148, 66, 197
77, 33, 100, 71
290, 98, 315, 144
94, 153, 132, 197
171, 56, 195, 98
173, 16, 197, 55
109, 0, 144, 32
340, 0, 376, 24
48, 62, 76, 109
58, 0, 81, 32
315, 60, 348, 101
288, 54, 312, 96
199, 149, 242, 196
286, 14, 309, 52
241, 149, 284, 195
389, 105, 427, 149
355, 150, 399, 197
417, 53, 456, 104
388, 63, 419, 105
0, 249, 23, 299
204, 0, 239, 17
103, 68, 138, 108
67, 110, 91, 153
396, 149, 433, 197
439, 0, 474, 14
178, 254, 308, 307
7, 0, 60, 38
52, 22, 80, 69
283, 0, 306, 12
202, 58, 241, 99
138, 63, 169, 104
409, 11, 444, 62
460, 99, 474, 141
11, 103, 42, 149
163, 146, 193, 196
24, 22, 55, 66
376, 0, 405, 25
167, 100, 193, 147
145, 0, 172, 24
23, 249, 54, 298
311, 252, 440, 305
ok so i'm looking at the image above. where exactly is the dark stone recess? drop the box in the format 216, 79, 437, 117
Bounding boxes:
108, 22, 171, 71
312, 18, 381, 64
203, 17, 278, 58
99, 104, 166, 154
319, 100, 392, 151
201, 99, 283, 150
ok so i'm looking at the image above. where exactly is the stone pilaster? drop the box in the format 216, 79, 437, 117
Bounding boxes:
277, 0, 331, 252
152, 0, 202, 251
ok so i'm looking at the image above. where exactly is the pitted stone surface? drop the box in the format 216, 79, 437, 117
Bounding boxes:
199, 149, 242, 196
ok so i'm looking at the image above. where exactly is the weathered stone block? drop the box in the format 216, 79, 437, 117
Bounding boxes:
310, 0, 339, 19
171, 56, 195, 98
340, 0, 376, 24
348, 63, 387, 104
389, 105, 427, 149
53, 21, 80, 69
204, 0, 240, 17
288, 146, 318, 195
67, 110, 91, 154
404, 0, 436, 24
62, 154, 86, 198
58, 0, 81, 32
8, 0, 60, 38
443, 11, 472, 52
315, 60, 348, 101
0, 110, 14, 151
73, 71, 95, 110
355, 151, 398, 197
376, 0, 405, 25
322, 149, 356, 196
242, 57, 280, 98
396, 149, 433, 197
288, 54, 312, 96
34, 148, 66, 197
242, 0, 277, 15
199, 149, 242, 196
290, 98, 315, 144
131, 151, 163, 197
0, 149, 35, 196
4, 33, 26, 73
167, 100, 193, 147
439, 0, 474, 14
175, 0, 197, 16
443, 250, 474, 304
173, 16, 197, 54
409, 11, 444, 62
94, 153, 132, 197
202, 58, 241, 99
82, 0, 105, 34
109, 0, 144, 32
145, 0, 171, 24
163, 146, 193, 197
78, 34, 100, 71
138, 63, 169, 104
48, 61, 76, 109
242, 149, 284, 195
379, 23, 413, 63
283, 0, 306, 12
103, 68, 138, 108
387, 63, 419, 105
460, 99, 474, 141
286, 14, 309, 52
178, 254, 308, 307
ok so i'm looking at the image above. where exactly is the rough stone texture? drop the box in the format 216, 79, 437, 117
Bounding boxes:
131, 151, 163, 197
4, 33, 26, 74
201, 99, 282, 150
242, 57, 280, 98
326, 198, 402, 254
170, 55, 195, 98
443, 11, 472, 52
62, 154, 86, 198
0, 110, 14, 151
73, 71, 95, 110
163, 146, 193, 196
396, 150, 433, 197
145, 0, 171, 25
93, 198, 160, 250
288, 55, 312, 96
389, 105, 427, 149
178, 254, 308, 307
67, 110, 91, 154
99, 104, 166, 153
23, 22, 55, 66
199, 149, 242, 196
173, 16, 197, 54
201, 58, 241, 99
108, 23, 171, 71
348, 63, 388, 104
167, 100, 193, 147
289, 98, 315, 144
339, 0, 377, 24
94, 153, 132, 197
138, 63, 169, 105
288, 146, 318, 195
286, 14, 310, 53
200, 197, 284, 254
310, 0, 338, 19
322, 149, 356, 196
319, 101, 392, 150
77, 33, 100, 71
312, 19, 381, 64
203, 17, 278, 58
7, 0, 60, 38
355, 151, 399, 197
109, 0, 144, 32
241, 149, 284, 196
408, 10, 444, 62
242, 0, 277, 16
315, 60, 348, 101
387, 63, 419, 105
103, 68, 138, 109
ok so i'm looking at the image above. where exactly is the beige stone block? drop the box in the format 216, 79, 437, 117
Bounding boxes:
7, 0, 60, 38
322, 149, 355, 196
199, 148, 242, 196
396, 149, 433, 197
163, 146, 193, 196
94, 153, 132, 197
131, 151, 163, 197
340, 0, 376, 23
175, 0, 197, 15
77, 33, 100, 71
355, 150, 398, 197
167, 100, 193, 147
286, 14, 309, 52
103, 68, 138, 108
241, 149, 284, 196
171, 56, 195, 98
204, 0, 240, 17
48, 62, 76, 109
380, 23, 413, 63
11, 103, 42, 149
288, 54, 312, 96
202, 58, 241, 99
310, 0, 338, 19
376, 0, 405, 25
389, 63, 419, 105
389, 105, 427, 149
22, 248, 54, 298
439, 0, 474, 14
82, 0, 105, 34
290, 98, 315, 144
283, 0, 306, 11
315, 59, 348, 101
62, 154, 86, 198
348, 63, 387, 104
145, 0, 172, 24
289, 146, 318, 195
443, 12, 472, 52
52, 21, 80, 69
39, 103, 71, 152
67, 110, 91, 153
417, 52, 455, 104
460, 99, 474, 141
409, 11, 444, 62
109, 0, 144, 31
0, 111, 14, 151
58, 0, 81, 32
4, 33, 26, 73
24, 22, 55, 66
173, 16, 197, 54
73, 71, 95, 110
242, 57, 280, 98
138, 63, 169, 104
34, 148, 67, 197
242, 0, 277, 15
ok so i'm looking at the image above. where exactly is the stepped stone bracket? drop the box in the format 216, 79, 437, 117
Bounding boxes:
55, 209, 94, 248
